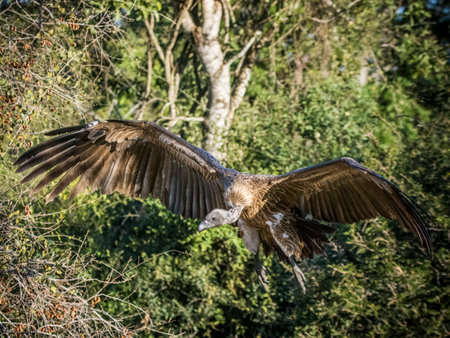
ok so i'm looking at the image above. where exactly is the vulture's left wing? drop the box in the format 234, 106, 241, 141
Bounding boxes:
14, 120, 226, 220
268, 157, 432, 254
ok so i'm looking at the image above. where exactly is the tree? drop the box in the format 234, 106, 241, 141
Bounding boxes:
138, 0, 267, 160
0, 1, 148, 335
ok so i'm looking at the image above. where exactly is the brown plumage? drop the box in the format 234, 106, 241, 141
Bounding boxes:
15, 120, 226, 219
14, 120, 433, 292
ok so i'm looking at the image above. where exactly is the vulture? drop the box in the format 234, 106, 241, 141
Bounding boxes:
14, 120, 433, 292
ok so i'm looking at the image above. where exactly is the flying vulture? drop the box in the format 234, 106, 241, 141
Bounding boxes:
14, 120, 433, 292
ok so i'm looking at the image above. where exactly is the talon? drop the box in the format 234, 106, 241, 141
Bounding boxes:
290, 256, 306, 294
254, 249, 270, 291
256, 263, 269, 290
256, 266, 269, 291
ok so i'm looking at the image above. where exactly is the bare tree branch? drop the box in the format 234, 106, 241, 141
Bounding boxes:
231, 46, 256, 112
179, 0, 197, 33
221, 0, 230, 45
226, 30, 261, 67
145, 27, 153, 99
157, 115, 205, 128
145, 15, 165, 65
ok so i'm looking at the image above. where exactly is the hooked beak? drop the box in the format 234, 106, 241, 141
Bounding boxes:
198, 220, 208, 232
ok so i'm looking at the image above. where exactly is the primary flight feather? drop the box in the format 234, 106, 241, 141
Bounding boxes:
14, 120, 432, 292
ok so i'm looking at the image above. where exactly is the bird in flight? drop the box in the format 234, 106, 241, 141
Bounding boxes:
14, 120, 432, 292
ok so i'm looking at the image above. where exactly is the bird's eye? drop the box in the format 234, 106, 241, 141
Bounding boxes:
212, 216, 216, 221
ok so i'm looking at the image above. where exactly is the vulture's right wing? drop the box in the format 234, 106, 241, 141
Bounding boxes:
14, 120, 226, 220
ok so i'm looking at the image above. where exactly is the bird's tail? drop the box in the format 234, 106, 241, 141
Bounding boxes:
294, 215, 335, 259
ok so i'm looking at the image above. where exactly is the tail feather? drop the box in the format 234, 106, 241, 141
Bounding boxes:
295, 216, 335, 259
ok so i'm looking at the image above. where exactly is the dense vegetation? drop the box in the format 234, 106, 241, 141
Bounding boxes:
1, 0, 448, 336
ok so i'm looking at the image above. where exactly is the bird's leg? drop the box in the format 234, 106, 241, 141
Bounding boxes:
289, 256, 306, 294
235, 219, 268, 290
254, 248, 269, 291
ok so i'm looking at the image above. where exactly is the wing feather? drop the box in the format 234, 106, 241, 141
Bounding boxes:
160, 155, 171, 206
198, 177, 206, 219
317, 192, 329, 220
14, 130, 88, 167
184, 168, 192, 218
168, 163, 177, 211
178, 166, 187, 216
134, 145, 151, 197
98, 155, 119, 194
346, 183, 370, 219
311, 194, 323, 220
204, 181, 213, 215
102, 155, 121, 195
192, 173, 199, 220
140, 149, 153, 197
47, 163, 83, 203
212, 183, 224, 210
68, 147, 105, 201
17, 138, 83, 173
334, 189, 351, 223
22, 143, 88, 183
173, 165, 183, 214
320, 189, 335, 221
145, 147, 161, 196
34, 156, 79, 193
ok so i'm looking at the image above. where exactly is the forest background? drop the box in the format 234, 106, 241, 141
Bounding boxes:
0, 0, 448, 336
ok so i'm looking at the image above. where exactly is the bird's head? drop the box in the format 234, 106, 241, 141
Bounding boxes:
198, 209, 229, 232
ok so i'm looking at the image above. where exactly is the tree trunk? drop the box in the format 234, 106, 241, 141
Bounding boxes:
205, 65, 231, 161
180, 0, 257, 161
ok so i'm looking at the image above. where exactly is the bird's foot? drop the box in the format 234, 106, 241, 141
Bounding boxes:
290, 256, 306, 294
254, 254, 269, 291
256, 262, 269, 291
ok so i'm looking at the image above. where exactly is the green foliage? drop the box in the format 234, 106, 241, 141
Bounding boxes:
1, 0, 448, 336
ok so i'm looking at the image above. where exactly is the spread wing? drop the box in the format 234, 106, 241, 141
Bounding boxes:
14, 120, 226, 219
268, 157, 432, 254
